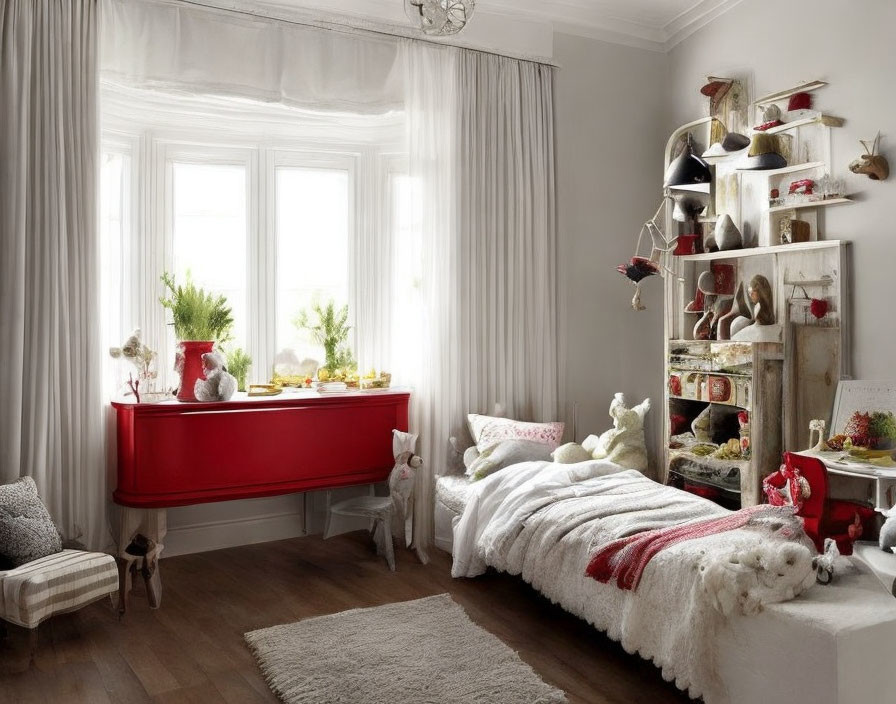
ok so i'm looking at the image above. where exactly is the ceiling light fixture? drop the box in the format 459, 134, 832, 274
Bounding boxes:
404, 0, 475, 36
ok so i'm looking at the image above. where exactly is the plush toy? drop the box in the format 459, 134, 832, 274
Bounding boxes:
582, 393, 650, 472
880, 504, 896, 552
193, 351, 237, 402
552, 442, 594, 464
701, 540, 815, 616
390, 430, 422, 548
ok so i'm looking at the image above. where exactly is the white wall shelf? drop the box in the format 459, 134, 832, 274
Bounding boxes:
754, 80, 828, 105
761, 115, 844, 135
677, 239, 844, 262
737, 160, 825, 176
767, 197, 852, 214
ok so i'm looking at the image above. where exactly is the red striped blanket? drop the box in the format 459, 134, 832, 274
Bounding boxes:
585, 504, 773, 590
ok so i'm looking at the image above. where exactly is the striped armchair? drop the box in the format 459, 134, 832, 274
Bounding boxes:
0, 550, 118, 631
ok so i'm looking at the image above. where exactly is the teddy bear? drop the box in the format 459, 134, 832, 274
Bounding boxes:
193, 351, 237, 402
582, 393, 650, 472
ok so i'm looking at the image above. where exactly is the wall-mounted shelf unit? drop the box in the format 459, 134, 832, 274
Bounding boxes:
661, 79, 852, 510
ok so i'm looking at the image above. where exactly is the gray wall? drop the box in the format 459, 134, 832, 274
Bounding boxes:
554, 33, 667, 471
666, 0, 896, 382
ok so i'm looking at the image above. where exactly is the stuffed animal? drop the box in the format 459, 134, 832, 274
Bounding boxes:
880, 504, 896, 552
552, 442, 594, 464
701, 540, 815, 616
193, 351, 237, 402
582, 393, 650, 472
390, 430, 422, 548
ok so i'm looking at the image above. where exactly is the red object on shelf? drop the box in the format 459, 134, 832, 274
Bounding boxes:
112, 391, 410, 508
673, 234, 701, 256
708, 375, 732, 403
683, 482, 720, 501
711, 262, 735, 295
175, 340, 215, 402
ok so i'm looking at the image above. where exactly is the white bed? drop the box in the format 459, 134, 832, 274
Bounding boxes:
437, 459, 896, 704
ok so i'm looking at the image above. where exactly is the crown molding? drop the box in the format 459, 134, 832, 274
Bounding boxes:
493, 0, 743, 53
663, 0, 745, 51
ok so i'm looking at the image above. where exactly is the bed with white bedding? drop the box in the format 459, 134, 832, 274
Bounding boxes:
441, 458, 896, 704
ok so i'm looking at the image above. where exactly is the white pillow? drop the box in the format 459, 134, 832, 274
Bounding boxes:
467, 439, 554, 481
551, 442, 593, 464
467, 413, 564, 453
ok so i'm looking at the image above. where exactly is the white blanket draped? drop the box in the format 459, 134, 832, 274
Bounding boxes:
452, 462, 814, 701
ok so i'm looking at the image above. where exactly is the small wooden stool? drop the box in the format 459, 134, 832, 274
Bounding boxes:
325, 496, 396, 571
116, 543, 163, 616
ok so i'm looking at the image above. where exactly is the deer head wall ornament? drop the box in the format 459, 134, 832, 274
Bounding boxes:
849, 132, 889, 181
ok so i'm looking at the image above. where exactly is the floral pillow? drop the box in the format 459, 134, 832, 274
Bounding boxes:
0, 476, 62, 569
467, 413, 564, 452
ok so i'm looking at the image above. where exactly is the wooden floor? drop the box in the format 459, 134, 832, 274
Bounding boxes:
0, 534, 691, 704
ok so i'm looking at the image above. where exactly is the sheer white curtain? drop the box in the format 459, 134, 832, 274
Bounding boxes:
0, 0, 107, 549
398, 42, 560, 561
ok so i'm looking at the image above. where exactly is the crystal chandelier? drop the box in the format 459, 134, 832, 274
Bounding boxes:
404, 0, 475, 36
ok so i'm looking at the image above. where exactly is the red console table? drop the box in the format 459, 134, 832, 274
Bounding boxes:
112, 389, 410, 508
110, 389, 409, 611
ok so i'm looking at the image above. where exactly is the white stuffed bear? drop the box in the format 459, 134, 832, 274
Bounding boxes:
581, 393, 650, 472
194, 351, 237, 402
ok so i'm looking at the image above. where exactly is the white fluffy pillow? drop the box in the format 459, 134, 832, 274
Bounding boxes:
467, 413, 564, 453
467, 439, 554, 481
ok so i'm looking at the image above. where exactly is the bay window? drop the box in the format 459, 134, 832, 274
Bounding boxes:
99, 87, 405, 393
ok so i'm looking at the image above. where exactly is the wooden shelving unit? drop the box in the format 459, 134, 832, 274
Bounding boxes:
660, 79, 852, 509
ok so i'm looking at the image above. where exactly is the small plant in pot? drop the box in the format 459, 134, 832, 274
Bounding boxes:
160, 272, 234, 402
224, 347, 252, 393
294, 298, 355, 380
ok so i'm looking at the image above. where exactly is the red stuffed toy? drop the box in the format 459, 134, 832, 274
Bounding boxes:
763, 452, 875, 555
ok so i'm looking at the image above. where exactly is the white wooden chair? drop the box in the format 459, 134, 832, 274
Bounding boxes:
324, 430, 421, 571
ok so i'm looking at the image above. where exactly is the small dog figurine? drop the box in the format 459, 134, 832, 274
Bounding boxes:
390, 430, 422, 548
194, 351, 237, 402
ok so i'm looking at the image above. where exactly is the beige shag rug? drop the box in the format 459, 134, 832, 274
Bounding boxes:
245, 593, 567, 704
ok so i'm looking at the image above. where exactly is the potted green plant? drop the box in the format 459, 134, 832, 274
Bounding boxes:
294, 298, 355, 377
160, 272, 234, 401
225, 347, 252, 393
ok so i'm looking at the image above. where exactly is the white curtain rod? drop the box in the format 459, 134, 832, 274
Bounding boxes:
169, 0, 559, 67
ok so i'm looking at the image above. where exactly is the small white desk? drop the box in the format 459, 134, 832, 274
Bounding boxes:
797, 449, 896, 511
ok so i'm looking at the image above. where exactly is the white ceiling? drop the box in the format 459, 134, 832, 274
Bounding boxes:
483, 0, 745, 49
253, 0, 744, 52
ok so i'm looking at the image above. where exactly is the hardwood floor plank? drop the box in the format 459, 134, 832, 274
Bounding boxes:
0, 533, 690, 703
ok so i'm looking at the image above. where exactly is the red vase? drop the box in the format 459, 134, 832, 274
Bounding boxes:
175, 341, 215, 402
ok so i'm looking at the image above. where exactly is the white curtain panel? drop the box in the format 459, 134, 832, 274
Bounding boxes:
99, 0, 403, 114
0, 0, 107, 550
397, 40, 459, 563
399, 42, 560, 561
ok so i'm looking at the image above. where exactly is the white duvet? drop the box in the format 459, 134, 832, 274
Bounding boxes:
451, 460, 814, 702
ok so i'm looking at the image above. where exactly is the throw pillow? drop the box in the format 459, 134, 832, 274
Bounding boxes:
551, 442, 594, 464
467, 413, 564, 452
0, 476, 63, 568
467, 439, 554, 481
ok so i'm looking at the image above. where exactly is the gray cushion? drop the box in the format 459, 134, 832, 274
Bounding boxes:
0, 477, 62, 568
467, 439, 554, 481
